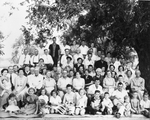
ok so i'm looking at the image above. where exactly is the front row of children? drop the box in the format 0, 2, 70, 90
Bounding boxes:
4, 84, 150, 118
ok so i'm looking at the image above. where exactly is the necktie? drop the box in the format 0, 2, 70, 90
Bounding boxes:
23, 55, 27, 64
10, 74, 14, 91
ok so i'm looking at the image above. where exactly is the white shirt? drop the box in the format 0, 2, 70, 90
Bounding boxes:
102, 98, 113, 108
60, 44, 70, 55
73, 54, 83, 64
140, 100, 150, 109
88, 84, 103, 95
19, 54, 31, 66
30, 55, 40, 65
7, 73, 17, 85
73, 78, 85, 90
50, 96, 61, 105
36, 47, 45, 57
112, 89, 128, 103
39, 95, 49, 103
83, 59, 95, 69
57, 77, 72, 90
79, 45, 89, 55
41, 54, 54, 64
28, 74, 43, 89
60, 54, 73, 65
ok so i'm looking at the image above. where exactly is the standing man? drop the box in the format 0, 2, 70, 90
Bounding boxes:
49, 37, 60, 66
18, 49, 31, 67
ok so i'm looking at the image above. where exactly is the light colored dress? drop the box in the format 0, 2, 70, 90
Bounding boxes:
43, 77, 56, 95
5, 99, 19, 112
73, 78, 85, 91
14, 76, 28, 101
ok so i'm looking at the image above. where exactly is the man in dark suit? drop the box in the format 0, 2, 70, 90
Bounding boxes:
49, 37, 60, 66
94, 54, 108, 72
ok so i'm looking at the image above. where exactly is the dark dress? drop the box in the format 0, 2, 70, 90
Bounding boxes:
83, 75, 93, 89
49, 44, 60, 66
94, 60, 108, 72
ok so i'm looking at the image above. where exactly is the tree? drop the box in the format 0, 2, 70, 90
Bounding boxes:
23, 0, 150, 93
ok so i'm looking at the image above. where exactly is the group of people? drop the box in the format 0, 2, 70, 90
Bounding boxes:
0, 37, 150, 118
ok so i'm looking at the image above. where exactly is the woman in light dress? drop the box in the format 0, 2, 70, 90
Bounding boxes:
14, 68, 28, 102
43, 71, 56, 95
103, 70, 116, 96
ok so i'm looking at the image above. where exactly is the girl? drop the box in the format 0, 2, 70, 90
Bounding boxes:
38, 88, 49, 115
0, 78, 11, 97
49, 90, 65, 114
20, 87, 38, 115
43, 71, 56, 95
75, 89, 87, 115
140, 93, 150, 118
124, 96, 131, 117
73, 72, 85, 92
131, 91, 140, 114
101, 92, 113, 115
5, 93, 20, 113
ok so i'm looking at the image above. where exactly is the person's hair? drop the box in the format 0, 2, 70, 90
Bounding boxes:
75, 71, 81, 76
18, 68, 25, 75
88, 53, 92, 56
8, 93, 16, 100
143, 92, 149, 97
126, 70, 132, 75
109, 64, 115, 70
40, 88, 47, 95
118, 65, 124, 71
8, 66, 13, 69
39, 58, 44, 62
95, 90, 100, 94
28, 87, 36, 93
88, 65, 93, 69
51, 89, 57, 96
104, 92, 109, 95
118, 75, 123, 78
13, 65, 19, 68
44, 49, 48, 52
118, 82, 123, 86
1, 68, 8, 74
77, 57, 83, 62
66, 84, 73, 89
79, 88, 86, 94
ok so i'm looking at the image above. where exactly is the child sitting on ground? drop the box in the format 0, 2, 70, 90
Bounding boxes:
131, 91, 140, 114
101, 92, 113, 115
5, 93, 20, 114
63, 84, 76, 115
140, 92, 150, 118
0, 77, 11, 97
75, 88, 87, 116
124, 95, 131, 117
49, 90, 65, 114
86, 90, 102, 115
38, 88, 49, 115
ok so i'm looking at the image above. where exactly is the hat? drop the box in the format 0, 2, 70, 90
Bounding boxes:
96, 68, 102, 72
27, 87, 36, 94
66, 56, 72, 60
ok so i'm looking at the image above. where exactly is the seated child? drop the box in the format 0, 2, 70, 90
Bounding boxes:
140, 92, 150, 118
49, 90, 65, 114
63, 84, 76, 115
20, 87, 38, 115
131, 91, 140, 114
5, 93, 20, 113
0, 78, 11, 97
75, 88, 87, 115
101, 92, 113, 115
86, 90, 102, 115
124, 95, 131, 117
38, 88, 49, 115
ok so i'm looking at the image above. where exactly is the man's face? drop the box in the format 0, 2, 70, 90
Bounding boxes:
44, 49, 48, 55
118, 84, 123, 91
66, 87, 72, 94
24, 49, 28, 55
135, 70, 141, 77
63, 71, 68, 78
65, 50, 70, 55
53, 38, 56, 43
95, 92, 100, 99
88, 54, 92, 60
13, 66, 18, 72
34, 69, 39, 76
35, 50, 38, 55
101, 55, 105, 60
25, 66, 30, 72
95, 80, 100, 86
8, 67, 14, 74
